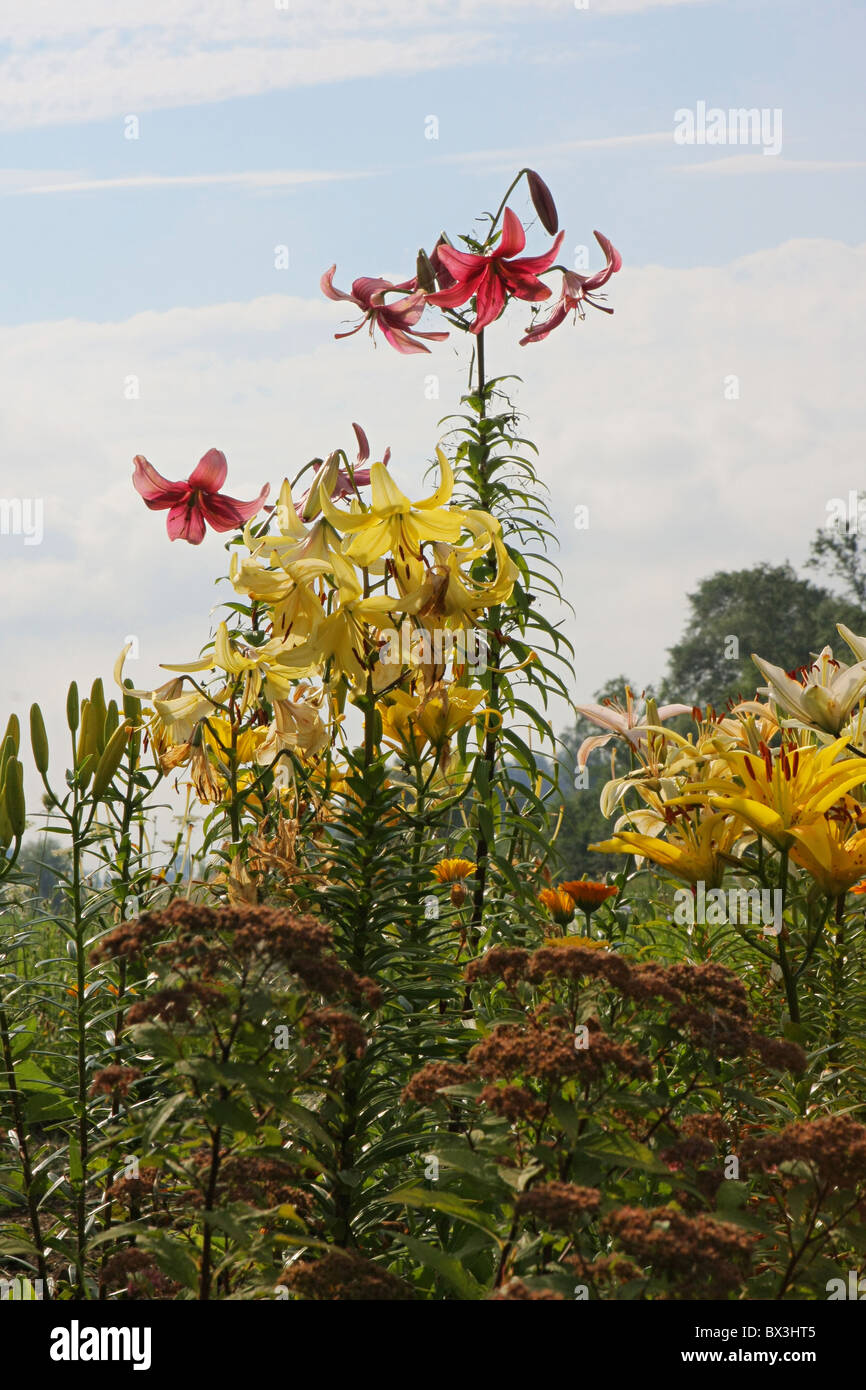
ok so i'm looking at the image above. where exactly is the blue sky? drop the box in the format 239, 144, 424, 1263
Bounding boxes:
2, 0, 865, 323
1, 0, 865, 816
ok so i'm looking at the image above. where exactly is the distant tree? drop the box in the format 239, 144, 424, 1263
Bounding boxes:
805, 491, 866, 607
663, 563, 866, 709
17, 836, 70, 911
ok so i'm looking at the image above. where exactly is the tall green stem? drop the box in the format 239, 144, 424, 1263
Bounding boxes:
71, 797, 90, 1296
0, 1005, 49, 1291
830, 892, 847, 1062
775, 849, 800, 1025
469, 329, 501, 948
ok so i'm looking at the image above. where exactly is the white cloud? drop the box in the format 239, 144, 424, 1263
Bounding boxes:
0, 167, 82, 191
0, 0, 711, 47
440, 131, 672, 173
675, 155, 866, 176
0, 0, 712, 131
16, 169, 374, 196
0, 31, 497, 132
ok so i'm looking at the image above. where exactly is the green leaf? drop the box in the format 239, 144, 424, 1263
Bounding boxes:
69, 1134, 83, 1185
580, 1132, 670, 1175
393, 1185, 502, 1240
715, 1181, 749, 1214
206, 1099, 258, 1135
394, 1233, 486, 1299
140, 1233, 199, 1291
202, 1209, 250, 1244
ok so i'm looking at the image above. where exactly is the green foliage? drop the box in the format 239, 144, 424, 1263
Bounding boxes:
664, 562, 865, 708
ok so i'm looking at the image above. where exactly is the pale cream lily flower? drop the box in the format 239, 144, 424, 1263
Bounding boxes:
575, 688, 692, 770
752, 645, 866, 736
114, 643, 223, 748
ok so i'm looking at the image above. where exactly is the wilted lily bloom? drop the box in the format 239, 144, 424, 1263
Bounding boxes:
427, 208, 564, 334
133, 450, 269, 545
321, 269, 449, 354
520, 232, 621, 344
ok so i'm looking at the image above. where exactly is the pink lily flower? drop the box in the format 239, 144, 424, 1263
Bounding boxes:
132, 450, 270, 545
520, 231, 621, 345
426, 207, 565, 334
321, 268, 449, 355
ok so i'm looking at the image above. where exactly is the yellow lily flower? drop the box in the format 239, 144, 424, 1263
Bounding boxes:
230, 553, 329, 643
114, 647, 224, 753
161, 622, 315, 704
699, 738, 866, 852
788, 804, 866, 895
249, 479, 354, 578
590, 811, 741, 888
276, 593, 398, 686
395, 531, 518, 626
320, 450, 465, 575
379, 684, 485, 755
152, 688, 220, 749
230, 553, 329, 604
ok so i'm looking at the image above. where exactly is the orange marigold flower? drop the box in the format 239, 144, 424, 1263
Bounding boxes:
432, 858, 477, 884
538, 887, 575, 926
560, 879, 618, 913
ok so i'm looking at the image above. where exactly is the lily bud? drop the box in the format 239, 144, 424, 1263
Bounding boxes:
91, 723, 132, 800
431, 234, 457, 290
416, 249, 437, 293
2, 714, 20, 756
76, 699, 101, 788
0, 790, 12, 850
103, 699, 120, 744
30, 703, 50, 774
0, 735, 16, 782
2, 758, 25, 839
301, 453, 339, 522
66, 681, 80, 735
122, 685, 142, 724
526, 169, 559, 235
89, 679, 108, 749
